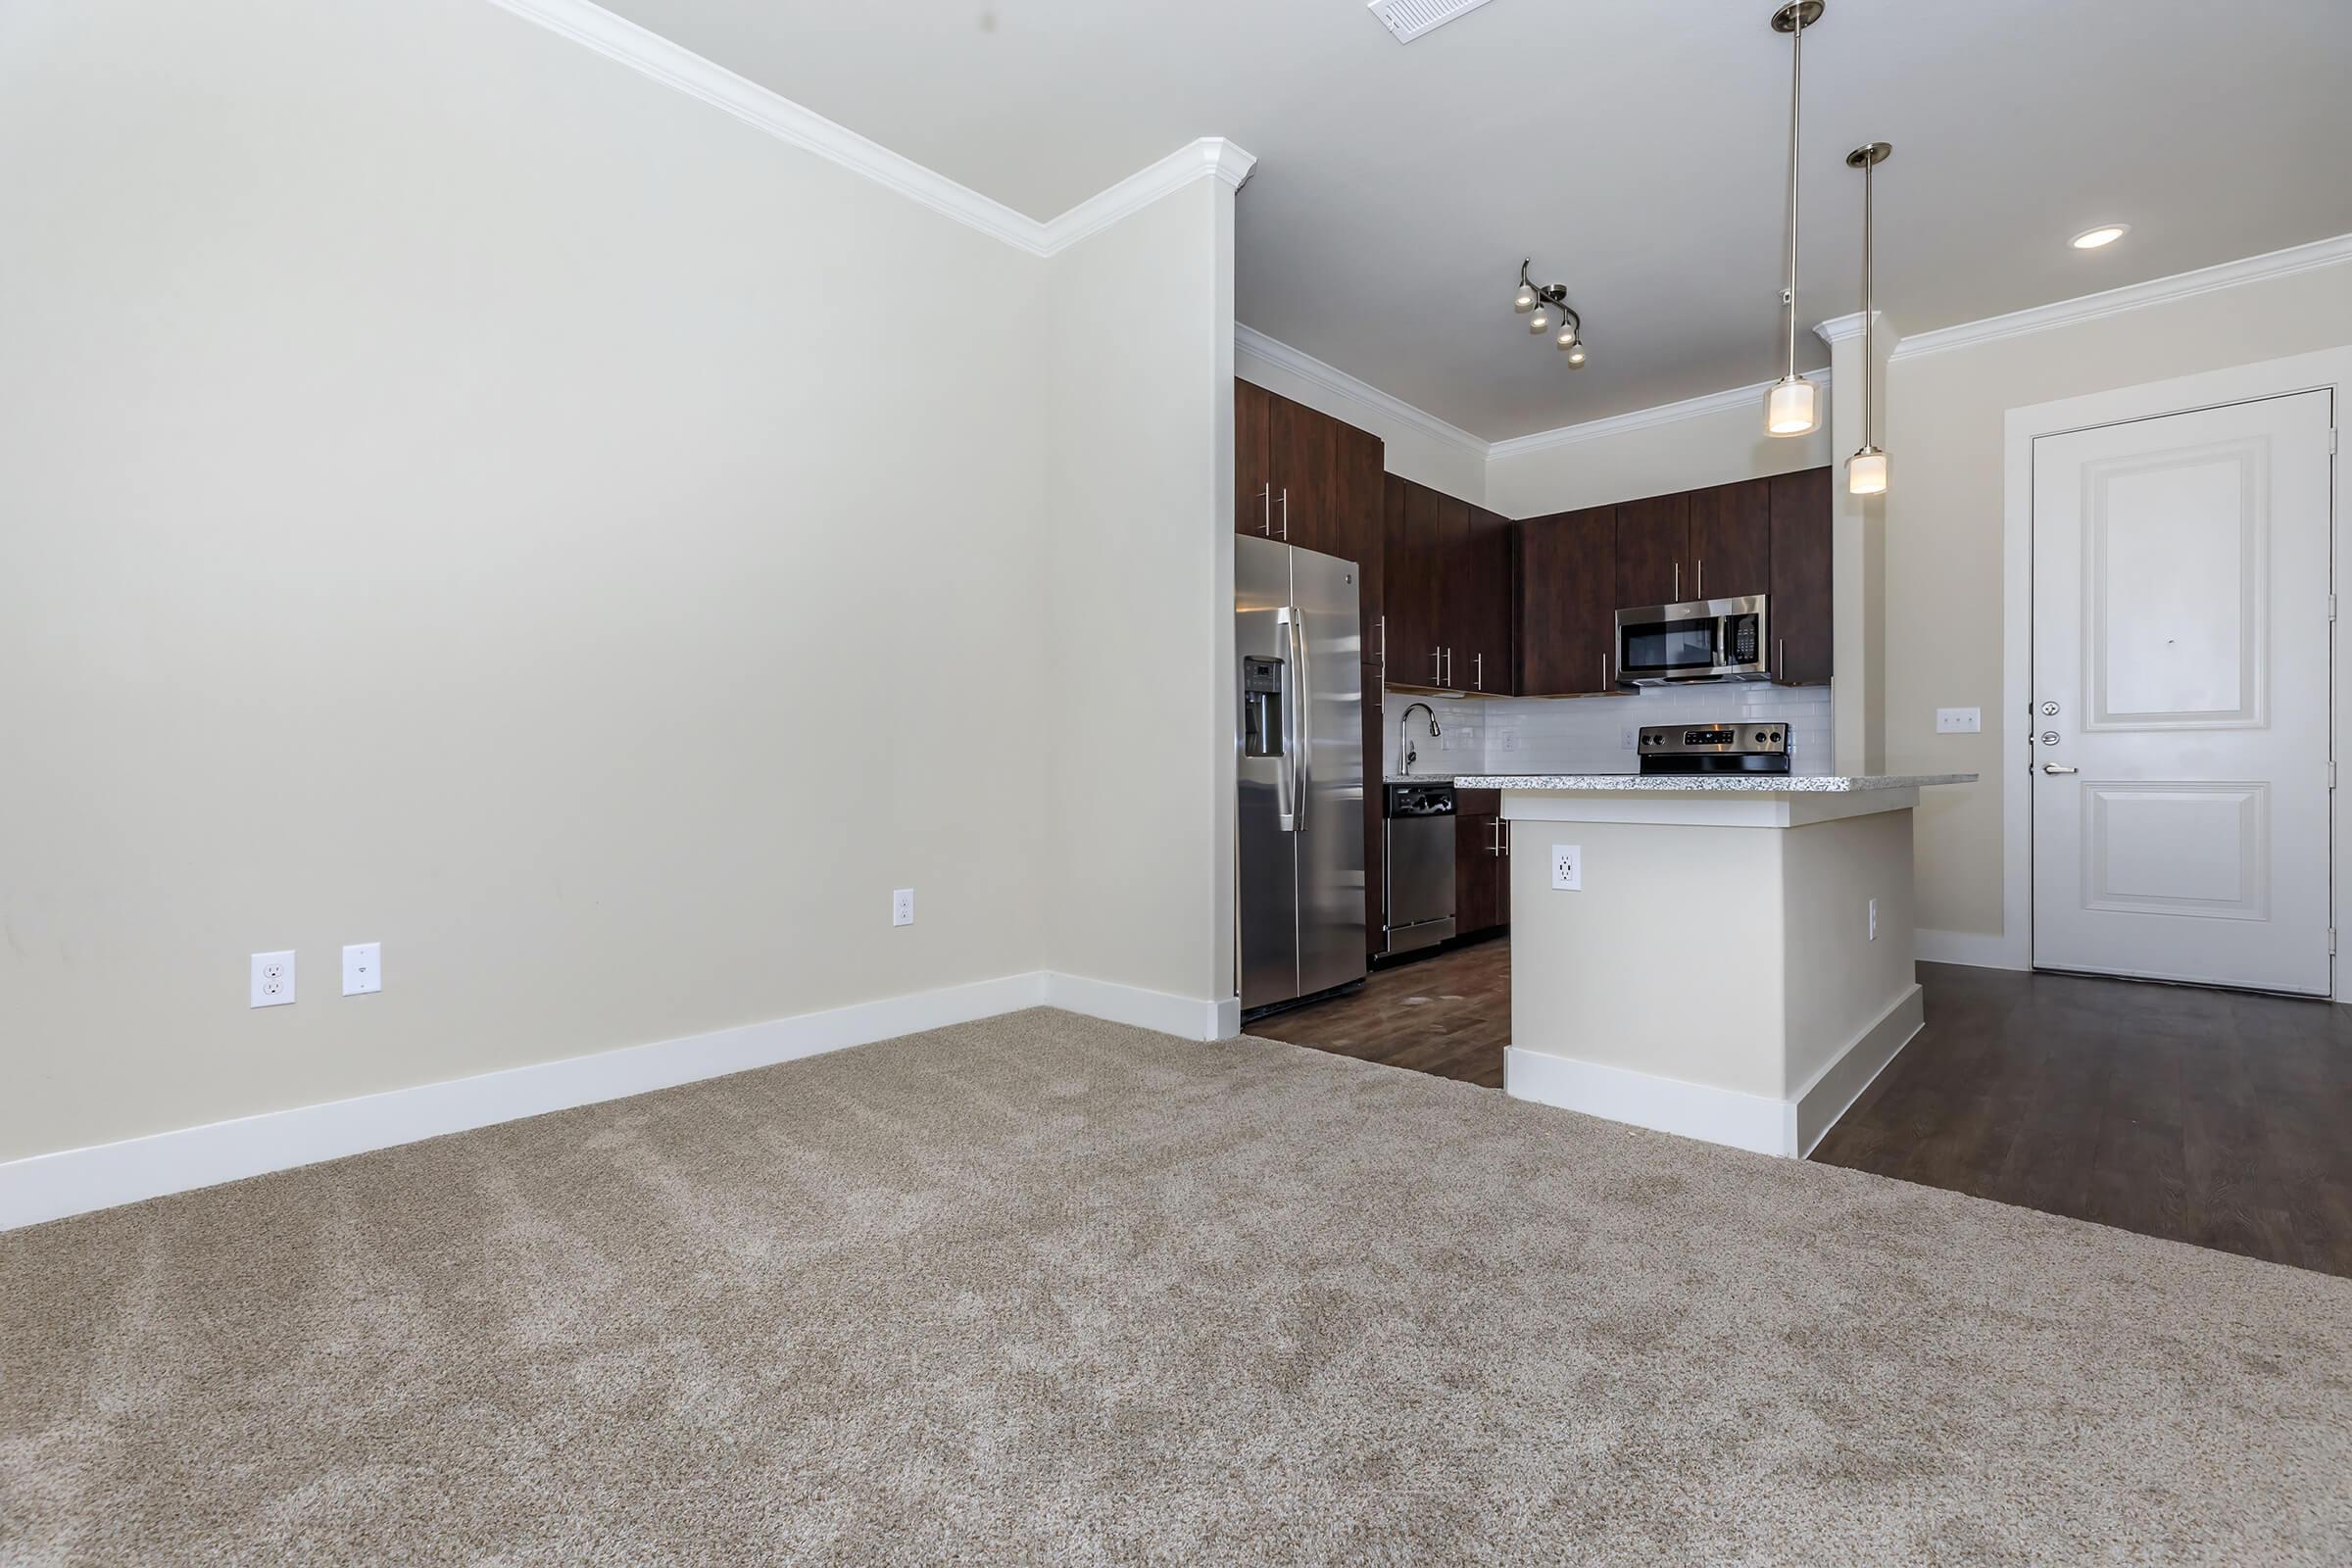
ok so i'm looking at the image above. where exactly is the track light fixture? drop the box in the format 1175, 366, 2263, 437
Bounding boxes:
1510, 259, 1588, 368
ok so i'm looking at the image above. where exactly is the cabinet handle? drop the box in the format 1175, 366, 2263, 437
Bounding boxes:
1696, 560, 1704, 598
1259, 483, 1272, 536
1777, 637, 1786, 682
1279, 487, 1290, 541
1474, 652, 1484, 692
1378, 614, 1387, 668
1433, 648, 1443, 684
1673, 562, 1680, 602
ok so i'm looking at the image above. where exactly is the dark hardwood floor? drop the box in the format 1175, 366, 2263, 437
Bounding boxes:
1816, 961, 2352, 1277
1256, 949, 2352, 1277
1246, 937, 1511, 1088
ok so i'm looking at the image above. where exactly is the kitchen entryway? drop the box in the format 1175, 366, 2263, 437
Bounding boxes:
1246, 937, 1509, 1087
2031, 389, 2336, 994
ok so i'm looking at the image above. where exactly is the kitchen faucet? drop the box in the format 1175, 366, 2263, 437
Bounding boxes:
1397, 702, 1439, 773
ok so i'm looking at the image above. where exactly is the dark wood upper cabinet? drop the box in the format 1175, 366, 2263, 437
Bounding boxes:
1387, 479, 1444, 688
1688, 477, 1773, 603
1517, 505, 1617, 696
1234, 380, 1273, 538
1435, 493, 1474, 692
1237, 380, 1385, 658
1770, 466, 1834, 684
1464, 507, 1515, 695
1614, 492, 1690, 609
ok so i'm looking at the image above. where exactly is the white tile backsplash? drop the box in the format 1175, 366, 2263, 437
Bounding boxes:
1381, 682, 1833, 779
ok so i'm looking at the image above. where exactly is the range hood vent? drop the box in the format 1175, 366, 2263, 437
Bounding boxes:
1366, 0, 1496, 43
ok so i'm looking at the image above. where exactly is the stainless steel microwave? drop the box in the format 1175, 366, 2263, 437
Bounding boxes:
1614, 594, 1770, 684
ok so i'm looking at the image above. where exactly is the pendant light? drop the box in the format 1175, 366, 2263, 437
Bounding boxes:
1763, 1, 1822, 437
1845, 141, 1891, 495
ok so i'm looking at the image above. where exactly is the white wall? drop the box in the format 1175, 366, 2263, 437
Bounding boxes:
1884, 256, 2352, 942
0, 0, 1240, 1166
1484, 388, 1832, 520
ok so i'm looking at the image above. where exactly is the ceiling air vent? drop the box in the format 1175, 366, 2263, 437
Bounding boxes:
1367, 0, 1495, 43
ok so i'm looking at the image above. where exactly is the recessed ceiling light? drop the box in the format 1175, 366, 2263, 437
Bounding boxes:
2070, 224, 2130, 250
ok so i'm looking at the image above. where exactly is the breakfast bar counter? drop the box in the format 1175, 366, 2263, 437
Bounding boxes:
1458, 771, 1976, 1157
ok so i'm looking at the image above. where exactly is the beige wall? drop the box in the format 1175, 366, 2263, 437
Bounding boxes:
1884, 260, 2352, 938
1484, 395, 1832, 520
1046, 180, 1237, 1005
0, 0, 1239, 1163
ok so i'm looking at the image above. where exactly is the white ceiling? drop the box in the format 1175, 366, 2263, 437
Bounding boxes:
592, 0, 2352, 440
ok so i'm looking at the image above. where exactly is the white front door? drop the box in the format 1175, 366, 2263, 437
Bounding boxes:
2032, 390, 2335, 995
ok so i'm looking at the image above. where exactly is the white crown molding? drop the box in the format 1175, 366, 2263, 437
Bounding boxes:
1889, 231, 2352, 362
1486, 368, 1832, 462
1813, 311, 1879, 346
483, 0, 1250, 259
1235, 325, 1490, 462
1043, 139, 1256, 254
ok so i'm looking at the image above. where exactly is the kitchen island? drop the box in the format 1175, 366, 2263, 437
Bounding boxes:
1454, 772, 1975, 1157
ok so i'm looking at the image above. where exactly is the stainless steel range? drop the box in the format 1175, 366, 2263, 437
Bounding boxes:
1635, 722, 1791, 776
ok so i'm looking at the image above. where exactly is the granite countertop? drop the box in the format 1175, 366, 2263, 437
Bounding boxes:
1383, 774, 1455, 784
1452, 772, 1977, 794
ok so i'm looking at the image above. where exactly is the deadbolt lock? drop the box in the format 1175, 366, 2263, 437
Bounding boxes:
2040, 701, 2060, 716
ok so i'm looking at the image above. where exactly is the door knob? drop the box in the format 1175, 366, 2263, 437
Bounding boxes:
2042, 763, 2079, 775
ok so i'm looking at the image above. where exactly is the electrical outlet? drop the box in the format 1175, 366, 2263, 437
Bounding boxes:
1936, 707, 1983, 734
341, 942, 382, 996
1500, 730, 1519, 752
1621, 727, 1638, 751
892, 888, 914, 927
1550, 845, 1582, 891
1868, 898, 1880, 941
251, 951, 296, 1007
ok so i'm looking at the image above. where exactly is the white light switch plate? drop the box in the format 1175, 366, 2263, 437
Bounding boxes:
1550, 845, 1581, 891
1936, 707, 1983, 734
892, 889, 914, 926
342, 942, 382, 996
251, 951, 296, 1007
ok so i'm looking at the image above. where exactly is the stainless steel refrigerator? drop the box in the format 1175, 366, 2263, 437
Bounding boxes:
1237, 535, 1367, 1013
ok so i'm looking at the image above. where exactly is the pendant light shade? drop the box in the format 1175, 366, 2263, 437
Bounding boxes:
1847, 447, 1888, 495
1766, 377, 1818, 435
1845, 139, 1892, 496
1763, 1, 1822, 438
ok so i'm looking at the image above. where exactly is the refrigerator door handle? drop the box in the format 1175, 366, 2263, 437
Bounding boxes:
1289, 603, 1311, 834
1273, 606, 1301, 832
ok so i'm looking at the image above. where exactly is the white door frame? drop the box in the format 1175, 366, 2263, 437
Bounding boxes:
1999, 345, 2352, 998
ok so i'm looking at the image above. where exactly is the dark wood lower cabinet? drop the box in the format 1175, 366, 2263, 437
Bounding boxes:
1454, 788, 1504, 937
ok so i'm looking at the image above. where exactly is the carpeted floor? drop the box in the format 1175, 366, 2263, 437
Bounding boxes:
4, 1009, 2349, 1565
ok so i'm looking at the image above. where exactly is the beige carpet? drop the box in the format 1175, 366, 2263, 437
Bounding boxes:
4, 1009, 2348, 1565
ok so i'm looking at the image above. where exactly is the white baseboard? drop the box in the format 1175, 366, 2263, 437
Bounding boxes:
1043, 972, 1238, 1041
1504, 1047, 1791, 1158
1916, 927, 2028, 969
1506, 983, 1927, 1160
1, 969, 1237, 1232
1791, 984, 1926, 1156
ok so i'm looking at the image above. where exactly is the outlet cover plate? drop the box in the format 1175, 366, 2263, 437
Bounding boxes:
342, 942, 382, 996
892, 889, 914, 927
251, 950, 296, 1007
1550, 845, 1582, 892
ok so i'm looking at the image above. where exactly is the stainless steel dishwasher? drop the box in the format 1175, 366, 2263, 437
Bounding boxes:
1384, 783, 1456, 956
